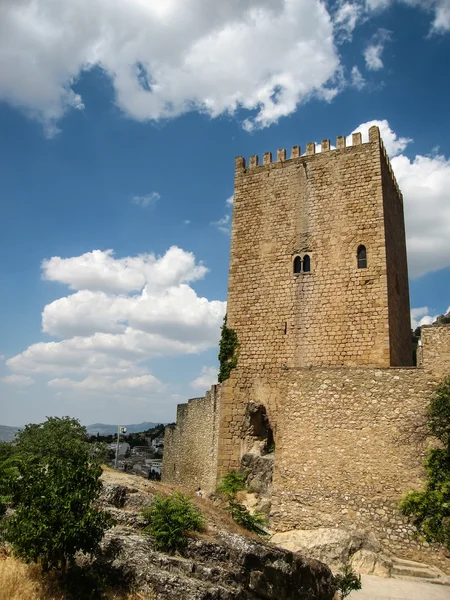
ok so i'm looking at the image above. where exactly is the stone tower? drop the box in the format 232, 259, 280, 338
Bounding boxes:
227, 126, 412, 369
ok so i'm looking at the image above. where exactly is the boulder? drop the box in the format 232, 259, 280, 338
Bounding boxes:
99, 526, 336, 600
271, 528, 393, 578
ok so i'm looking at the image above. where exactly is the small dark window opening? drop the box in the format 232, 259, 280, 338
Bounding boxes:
284, 321, 287, 334
357, 245, 367, 269
293, 256, 301, 274
303, 254, 311, 272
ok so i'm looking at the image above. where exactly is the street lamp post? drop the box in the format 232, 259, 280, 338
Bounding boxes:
114, 425, 127, 470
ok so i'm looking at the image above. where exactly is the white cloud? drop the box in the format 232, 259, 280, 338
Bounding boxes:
350, 65, 366, 89
365, 0, 450, 33
0, 0, 341, 133
1, 374, 35, 387
348, 119, 411, 157
131, 192, 160, 208
333, 2, 365, 41
364, 28, 391, 70
48, 374, 164, 394
212, 214, 231, 235
42, 246, 208, 293
226, 196, 234, 207
351, 119, 450, 279
411, 306, 450, 329
6, 247, 226, 389
190, 366, 218, 391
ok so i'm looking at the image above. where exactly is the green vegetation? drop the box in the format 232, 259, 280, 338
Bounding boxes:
226, 502, 268, 536
400, 377, 450, 549
334, 562, 362, 598
0, 417, 112, 572
218, 314, 238, 383
217, 470, 268, 536
142, 493, 204, 553
217, 470, 246, 500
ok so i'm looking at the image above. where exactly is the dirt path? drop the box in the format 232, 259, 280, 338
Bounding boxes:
350, 574, 450, 600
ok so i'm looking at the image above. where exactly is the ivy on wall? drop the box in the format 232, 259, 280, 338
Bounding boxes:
218, 315, 238, 383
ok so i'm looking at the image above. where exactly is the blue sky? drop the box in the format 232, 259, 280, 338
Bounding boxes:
1, 0, 450, 426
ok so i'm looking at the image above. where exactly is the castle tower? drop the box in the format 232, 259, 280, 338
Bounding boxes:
227, 126, 412, 369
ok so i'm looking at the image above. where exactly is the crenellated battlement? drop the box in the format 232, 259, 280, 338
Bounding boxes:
235, 125, 402, 202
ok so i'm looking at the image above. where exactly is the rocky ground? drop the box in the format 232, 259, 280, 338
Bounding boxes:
97, 469, 336, 600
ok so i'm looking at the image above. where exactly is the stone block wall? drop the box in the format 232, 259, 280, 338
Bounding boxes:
228, 126, 411, 370
162, 385, 221, 492
380, 140, 412, 366
421, 324, 450, 377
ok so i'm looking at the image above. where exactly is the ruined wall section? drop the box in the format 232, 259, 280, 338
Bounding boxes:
162, 385, 221, 492
229, 128, 393, 370
380, 140, 413, 366
422, 324, 450, 377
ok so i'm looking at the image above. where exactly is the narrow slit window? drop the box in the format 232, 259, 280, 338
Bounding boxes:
357, 245, 367, 269
303, 254, 311, 272
293, 256, 301, 274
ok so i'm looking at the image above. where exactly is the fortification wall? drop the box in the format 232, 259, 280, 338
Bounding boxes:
421, 324, 450, 377
228, 126, 409, 370
162, 385, 221, 492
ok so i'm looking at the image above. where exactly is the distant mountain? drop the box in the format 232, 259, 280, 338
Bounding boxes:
86, 422, 162, 436
0, 425, 19, 442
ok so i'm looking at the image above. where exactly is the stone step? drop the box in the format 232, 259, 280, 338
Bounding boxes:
392, 575, 450, 586
391, 556, 436, 569
391, 564, 439, 579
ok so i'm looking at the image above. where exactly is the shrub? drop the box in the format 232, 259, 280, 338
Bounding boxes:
217, 471, 246, 501
334, 562, 362, 599
142, 493, 204, 553
226, 502, 268, 536
400, 377, 450, 549
218, 315, 238, 383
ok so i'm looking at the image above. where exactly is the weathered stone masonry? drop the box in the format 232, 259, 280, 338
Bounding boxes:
163, 127, 450, 571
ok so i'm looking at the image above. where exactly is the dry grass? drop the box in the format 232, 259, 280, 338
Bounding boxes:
0, 554, 151, 600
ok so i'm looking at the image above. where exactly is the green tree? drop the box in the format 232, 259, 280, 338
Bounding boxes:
1, 417, 112, 571
218, 315, 238, 383
334, 562, 362, 598
142, 493, 204, 553
217, 470, 246, 501
400, 377, 450, 549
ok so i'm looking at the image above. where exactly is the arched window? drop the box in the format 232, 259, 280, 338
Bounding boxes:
357, 245, 367, 269
293, 256, 301, 274
303, 254, 311, 273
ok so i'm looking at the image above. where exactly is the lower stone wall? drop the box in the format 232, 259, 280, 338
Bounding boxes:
271, 367, 449, 570
162, 384, 221, 492
422, 324, 450, 377
216, 366, 449, 571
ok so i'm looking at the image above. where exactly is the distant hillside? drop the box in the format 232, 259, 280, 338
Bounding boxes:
86, 422, 162, 436
0, 425, 19, 443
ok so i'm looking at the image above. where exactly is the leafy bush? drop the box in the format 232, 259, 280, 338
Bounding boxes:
142, 493, 204, 553
218, 315, 238, 383
1, 417, 112, 572
226, 502, 268, 536
334, 562, 362, 599
217, 470, 246, 501
400, 377, 450, 549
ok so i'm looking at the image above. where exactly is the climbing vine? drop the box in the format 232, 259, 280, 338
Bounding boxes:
218, 315, 238, 383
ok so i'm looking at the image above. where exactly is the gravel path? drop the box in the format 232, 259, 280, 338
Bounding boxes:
349, 574, 450, 600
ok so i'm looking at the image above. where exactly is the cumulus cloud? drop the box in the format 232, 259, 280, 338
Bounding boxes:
42, 247, 208, 293
212, 196, 234, 234
366, 0, 450, 33
190, 366, 218, 391
364, 28, 391, 70
1, 374, 35, 387
0, 0, 342, 133
6, 247, 226, 391
131, 192, 160, 208
411, 306, 450, 329
351, 119, 450, 279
